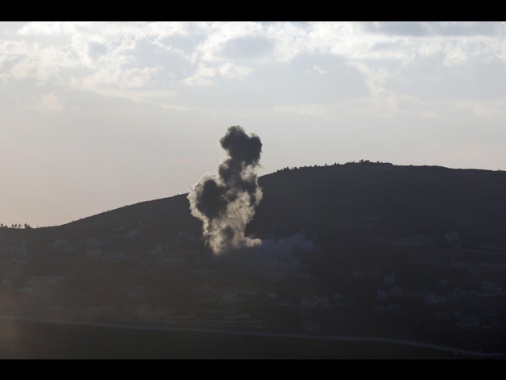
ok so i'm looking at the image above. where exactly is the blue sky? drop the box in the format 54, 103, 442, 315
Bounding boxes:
2, 21, 506, 227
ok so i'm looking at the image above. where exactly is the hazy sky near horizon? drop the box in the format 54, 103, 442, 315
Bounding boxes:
2, 21, 506, 227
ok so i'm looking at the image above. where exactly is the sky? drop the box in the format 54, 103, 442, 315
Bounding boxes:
2, 21, 506, 227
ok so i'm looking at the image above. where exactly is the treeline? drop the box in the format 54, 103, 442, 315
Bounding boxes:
0, 223, 32, 229
276, 160, 392, 172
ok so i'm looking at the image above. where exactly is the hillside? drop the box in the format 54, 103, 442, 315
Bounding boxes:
1, 161, 506, 358
28, 160, 506, 249
254, 162, 506, 248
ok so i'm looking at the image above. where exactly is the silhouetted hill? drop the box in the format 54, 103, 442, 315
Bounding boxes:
2, 161, 506, 358
34, 161, 506, 252
251, 162, 506, 250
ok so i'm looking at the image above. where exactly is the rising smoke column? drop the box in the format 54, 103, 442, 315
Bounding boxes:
188, 126, 263, 254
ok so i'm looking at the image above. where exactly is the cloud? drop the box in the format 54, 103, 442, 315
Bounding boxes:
424, 22, 506, 36
349, 61, 398, 116
442, 41, 470, 66
35, 92, 64, 111
184, 62, 252, 86
193, 22, 266, 62
184, 64, 218, 86
456, 100, 506, 118
217, 62, 253, 79
312, 65, 326, 74
3, 21, 506, 108
77, 65, 160, 90
359, 22, 431, 37
359, 21, 505, 38
218, 35, 273, 61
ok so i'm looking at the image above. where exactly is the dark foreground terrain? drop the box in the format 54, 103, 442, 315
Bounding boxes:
0, 318, 490, 359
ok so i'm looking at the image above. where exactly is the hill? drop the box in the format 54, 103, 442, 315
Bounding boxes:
35, 160, 506, 249
1, 161, 506, 358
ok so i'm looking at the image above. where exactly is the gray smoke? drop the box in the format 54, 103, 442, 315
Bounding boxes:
188, 126, 263, 254
212, 233, 317, 280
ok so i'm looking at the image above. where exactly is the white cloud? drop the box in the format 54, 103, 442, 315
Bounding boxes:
78, 65, 160, 90
217, 62, 252, 79
266, 22, 312, 62
35, 92, 64, 111
4, 21, 506, 108
184, 74, 215, 87
0, 40, 74, 82
184, 62, 252, 86
306, 22, 372, 57
349, 61, 398, 117
312, 65, 326, 74
184, 63, 217, 86
442, 41, 469, 66
17, 21, 82, 36
456, 100, 506, 118
17, 22, 191, 41
193, 22, 266, 63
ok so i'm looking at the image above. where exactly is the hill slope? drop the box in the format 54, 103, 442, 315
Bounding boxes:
1, 162, 506, 358
40, 161, 506, 251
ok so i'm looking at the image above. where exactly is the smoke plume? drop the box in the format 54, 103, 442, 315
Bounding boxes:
188, 126, 263, 254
